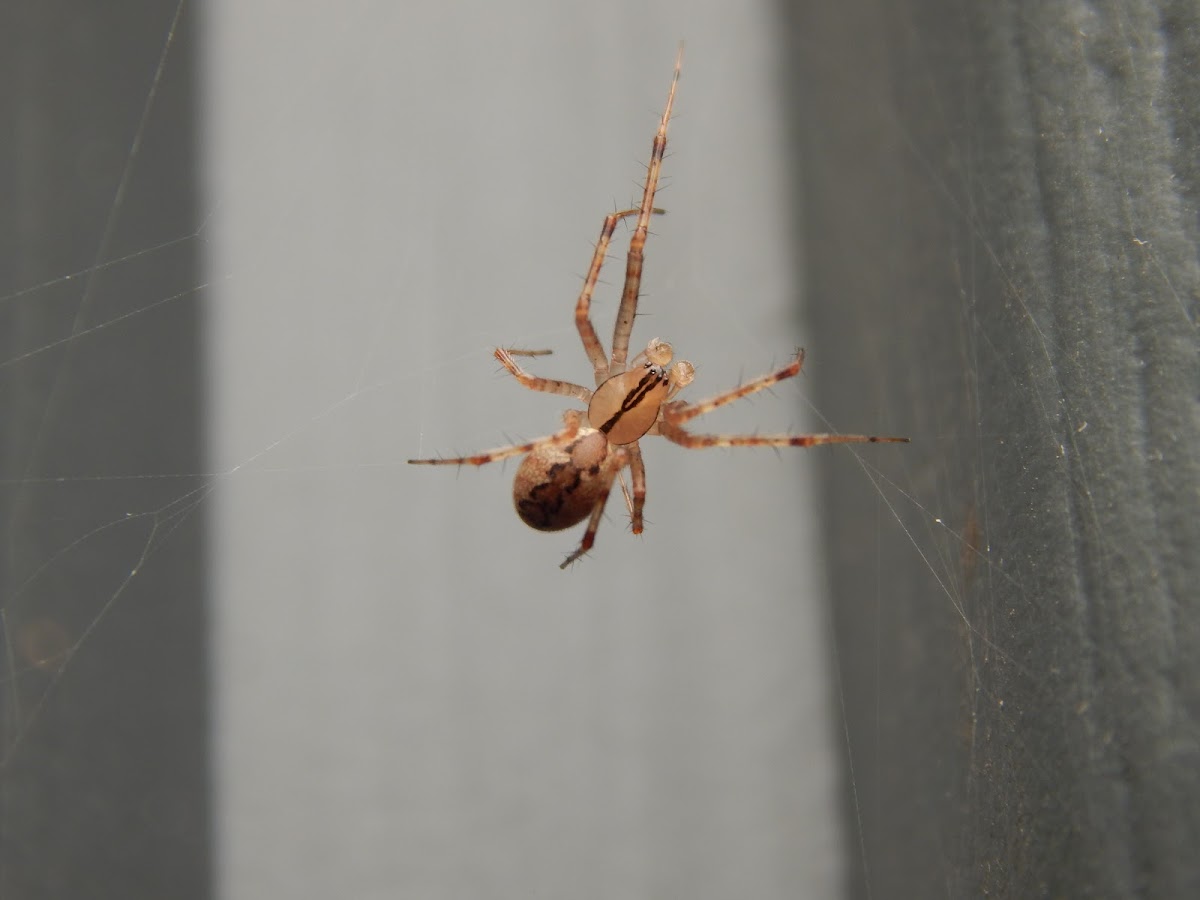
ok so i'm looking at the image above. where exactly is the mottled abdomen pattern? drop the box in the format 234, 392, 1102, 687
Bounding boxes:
513, 429, 616, 531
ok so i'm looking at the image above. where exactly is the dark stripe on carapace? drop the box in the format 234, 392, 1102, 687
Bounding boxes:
598, 369, 664, 435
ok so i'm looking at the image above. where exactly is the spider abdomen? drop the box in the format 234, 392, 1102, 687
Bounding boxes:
513, 429, 616, 531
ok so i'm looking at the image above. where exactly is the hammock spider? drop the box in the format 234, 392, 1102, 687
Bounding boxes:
409, 48, 908, 568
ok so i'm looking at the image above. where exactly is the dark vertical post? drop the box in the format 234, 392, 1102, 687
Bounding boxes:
784, 0, 1200, 896
1, 2, 210, 896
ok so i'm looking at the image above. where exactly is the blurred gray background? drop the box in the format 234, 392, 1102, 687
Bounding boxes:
208, 2, 842, 899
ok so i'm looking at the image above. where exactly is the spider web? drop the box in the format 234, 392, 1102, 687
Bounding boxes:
0, 1, 1124, 898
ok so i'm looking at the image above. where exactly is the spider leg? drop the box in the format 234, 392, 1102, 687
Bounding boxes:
576, 207, 666, 386
494, 348, 592, 403
609, 46, 682, 376
616, 469, 635, 517
560, 472, 619, 569
656, 420, 909, 450
664, 350, 806, 426
660, 350, 908, 445
626, 442, 647, 534
408, 410, 584, 466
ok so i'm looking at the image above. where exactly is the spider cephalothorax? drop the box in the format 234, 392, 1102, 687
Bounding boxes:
409, 47, 908, 567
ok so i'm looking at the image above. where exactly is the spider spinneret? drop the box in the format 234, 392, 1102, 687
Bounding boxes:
408, 47, 909, 568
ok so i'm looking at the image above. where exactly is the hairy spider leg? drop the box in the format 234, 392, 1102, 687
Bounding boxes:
494, 348, 592, 403
662, 349, 808, 425
408, 411, 585, 467
575, 207, 666, 386
657, 351, 910, 448
559, 454, 627, 569
657, 422, 911, 450
627, 444, 648, 533
609, 45, 682, 376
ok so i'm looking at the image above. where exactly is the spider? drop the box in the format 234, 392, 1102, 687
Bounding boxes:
409, 48, 908, 568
